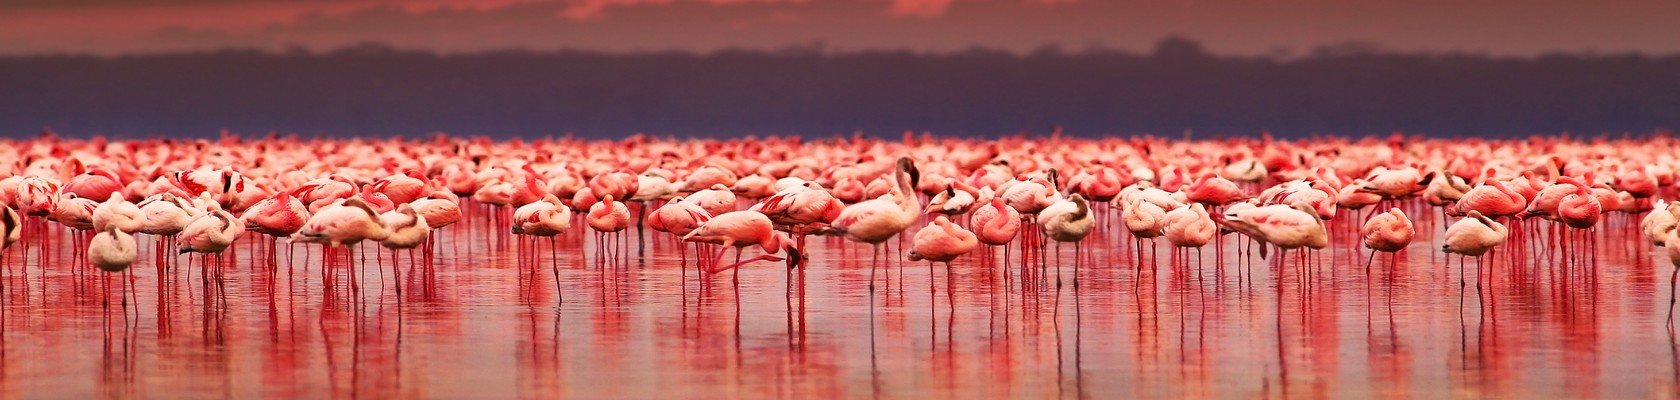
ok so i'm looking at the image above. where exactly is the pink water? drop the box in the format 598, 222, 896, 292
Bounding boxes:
1, 206, 1676, 399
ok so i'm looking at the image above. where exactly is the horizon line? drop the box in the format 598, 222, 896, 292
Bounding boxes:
6, 38, 1680, 61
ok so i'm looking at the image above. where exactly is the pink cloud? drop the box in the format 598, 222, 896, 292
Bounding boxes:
558, 0, 810, 19
886, 0, 953, 17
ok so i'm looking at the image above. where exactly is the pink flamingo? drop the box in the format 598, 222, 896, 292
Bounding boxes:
971, 198, 1021, 266
820, 157, 920, 291
92, 193, 144, 233
1163, 203, 1217, 272
1184, 174, 1249, 206
1453, 169, 1526, 218
63, 167, 123, 201
374, 169, 430, 204
1217, 203, 1328, 273
1360, 208, 1415, 272
88, 226, 138, 314
1039, 194, 1094, 287
650, 195, 711, 279
587, 194, 632, 264
908, 215, 978, 265
378, 204, 430, 295
179, 207, 244, 288
291, 198, 389, 291
682, 210, 799, 290
242, 192, 308, 237
753, 181, 844, 267
1443, 210, 1509, 290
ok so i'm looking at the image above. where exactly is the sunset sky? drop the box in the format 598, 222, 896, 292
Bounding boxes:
3, 0, 1677, 56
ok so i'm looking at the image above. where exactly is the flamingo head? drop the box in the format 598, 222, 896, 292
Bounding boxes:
896, 157, 920, 188
769, 231, 801, 270
1416, 171, 1436, 187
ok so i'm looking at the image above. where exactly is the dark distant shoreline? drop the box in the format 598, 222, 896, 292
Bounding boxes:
2, 39, 1675, 138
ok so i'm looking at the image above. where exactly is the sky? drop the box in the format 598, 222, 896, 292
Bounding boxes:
3, 0, 1678, 56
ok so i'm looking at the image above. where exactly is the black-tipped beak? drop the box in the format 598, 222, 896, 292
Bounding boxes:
786, 246, 803, 269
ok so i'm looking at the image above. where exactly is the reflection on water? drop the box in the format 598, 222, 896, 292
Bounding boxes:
0, 202, 1676, 399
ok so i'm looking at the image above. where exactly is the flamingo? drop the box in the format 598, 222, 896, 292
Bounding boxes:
1454, 169, 1526, 218
751, 181, 843, 266
650, 195, 711, 278
373, 169, 430, 204
1123, 196, 1168, 274
135, 193, 199, 266
378, 204, 430, 294
1360, 167, 1433, 200
411, 190, 463, 229
0, 205, 19, 251
1556, 182, 1602, 229
1662, 226, 1680, 324
1422, 171, 1472, 207
51, 193, 98, 231
16, 176, 59, 216
88, 226, 139, 314
92, 193, 144, 233
681, 165, 738, 192
587, 194, 632, 263
290, 198, 389, 291
1163, 203, 1217, 255
1360, 208, 1415, 272
1641, 199, 1679, 245
730, 175, 775, 199
290, 198, 388, 247
179, 209, 243, 255
1216, 203, 1328, 270
63, 167, 123, 201
0, 203, 19, 279
819, 157, 920, 290
1443, 210, 1509, 290
682, 210, 799, 288
512, 194, 573, 237
90, 226, 138, 272
971, 197, 1021, 266
908, 215, 978, 265
1184, 174, 1249, 206
242, 191, 309, 237
1039, 194, 1094, 287
683, 184, 738, 218
925, 180, 977, 217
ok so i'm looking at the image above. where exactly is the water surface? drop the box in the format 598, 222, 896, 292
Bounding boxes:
0, 204, 1674, 399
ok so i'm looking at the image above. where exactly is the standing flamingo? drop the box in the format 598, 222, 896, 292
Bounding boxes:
819, 157, 920, 291
378, 204, 430, 295
752, 181, 844, 267
908, 215, 978, 265
587, 194, 632, 264
1642, 200, 1679, 245
1443, 210, 1509, 290
1360, 208, 1415, 272
1217, 203, 1328, 272
88, 226, 139, 313
971, 197, 1021, 268
1039, 194, 1094, 287
1163, 203, 1217, 275
682, 210, 799, 289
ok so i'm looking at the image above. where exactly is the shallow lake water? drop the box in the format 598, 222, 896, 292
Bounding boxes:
0, 201, 1675, 399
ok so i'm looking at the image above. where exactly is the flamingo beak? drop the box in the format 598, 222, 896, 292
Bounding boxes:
784, 246, 801, 270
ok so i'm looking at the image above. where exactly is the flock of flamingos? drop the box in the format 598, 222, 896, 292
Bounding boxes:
2, 133, 1679, 319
